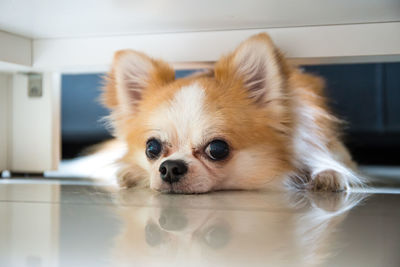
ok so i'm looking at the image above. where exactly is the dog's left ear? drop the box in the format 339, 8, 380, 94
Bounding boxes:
215, 33, 289, 106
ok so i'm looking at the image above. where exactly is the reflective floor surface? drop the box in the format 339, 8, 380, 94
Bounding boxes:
0, 177, 400, 267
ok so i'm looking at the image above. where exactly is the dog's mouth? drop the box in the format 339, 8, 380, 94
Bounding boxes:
157, 182, 210, 194
159, 188, 184, 194
157, 182, 183, 194
158, 186, 194, 194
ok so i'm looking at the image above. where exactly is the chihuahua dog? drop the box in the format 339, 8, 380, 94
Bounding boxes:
101, 33, 364, 193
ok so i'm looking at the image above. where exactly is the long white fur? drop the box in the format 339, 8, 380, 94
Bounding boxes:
288, 88, 365, 191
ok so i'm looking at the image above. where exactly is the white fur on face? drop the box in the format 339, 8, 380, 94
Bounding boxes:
148, 83, 211, 148
146, 83, 223, 193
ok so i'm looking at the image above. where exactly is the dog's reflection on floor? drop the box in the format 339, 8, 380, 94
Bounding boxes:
111, 190, 367, 267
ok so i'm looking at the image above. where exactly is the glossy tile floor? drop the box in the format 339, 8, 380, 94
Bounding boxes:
1, 168, 400, 267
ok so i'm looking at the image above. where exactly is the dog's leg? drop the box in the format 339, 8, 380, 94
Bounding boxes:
116, 162, 148, 188
309, 140, 361, 192
311, 170, 344, 191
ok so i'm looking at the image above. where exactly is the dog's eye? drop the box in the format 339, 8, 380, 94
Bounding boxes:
205, 140, 230, 161
146, 138, 162, 159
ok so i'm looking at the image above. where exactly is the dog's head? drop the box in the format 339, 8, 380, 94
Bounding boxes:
103, 33, 294, 193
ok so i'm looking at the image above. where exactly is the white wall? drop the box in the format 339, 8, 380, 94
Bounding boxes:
0, 31, 31, 66
3, 73, 59, 172
0, 73, 10, 171
33, 22, 400, 72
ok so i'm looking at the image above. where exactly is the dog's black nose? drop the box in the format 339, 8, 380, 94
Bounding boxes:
159, 160, 188, 183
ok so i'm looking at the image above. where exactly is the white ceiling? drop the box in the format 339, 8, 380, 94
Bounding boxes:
0, 0, 399, 39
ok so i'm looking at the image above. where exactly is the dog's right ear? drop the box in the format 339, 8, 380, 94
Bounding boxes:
103, 50, 175, 114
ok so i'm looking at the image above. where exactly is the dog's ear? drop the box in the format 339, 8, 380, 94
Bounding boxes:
103, 50, 175, 114
215, 33, 289, 106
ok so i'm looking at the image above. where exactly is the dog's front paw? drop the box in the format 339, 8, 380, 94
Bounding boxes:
117, 172, 137, 188
116, 166, 147, 188
310, 170, 345, 192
